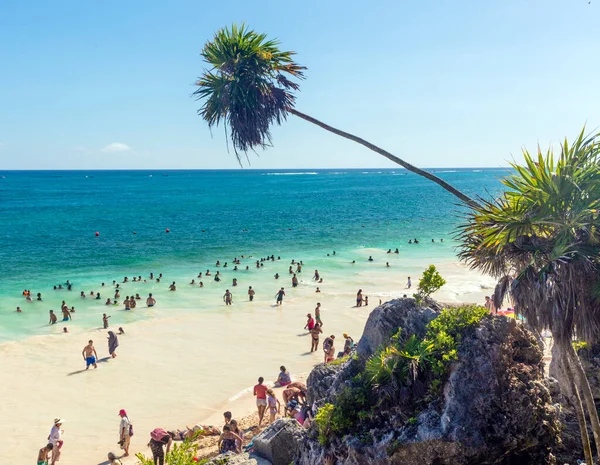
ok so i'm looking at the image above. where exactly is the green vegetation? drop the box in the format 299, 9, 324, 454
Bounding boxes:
414, 265, 446, 304
573, 341, 589, 352
195, 24, 476, 205
314, 305, 488, 446
329, 355, 350, 366
456, 128, 600, 465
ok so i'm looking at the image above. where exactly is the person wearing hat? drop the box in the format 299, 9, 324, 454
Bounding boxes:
107, 452, 123, 464
48, 418, 63, 465
118, 409, 131, 457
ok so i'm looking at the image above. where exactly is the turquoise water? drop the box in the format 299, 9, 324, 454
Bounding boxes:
0, 169, 506, 341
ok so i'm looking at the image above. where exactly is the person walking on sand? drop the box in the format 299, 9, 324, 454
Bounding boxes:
118, 409, 131, 457
108, 331, 119, 358
407, 277, 412, 289
253, 376, 268, 426
37, 443, 53, 465
223, 289, 233, 305
275, 287, 285, 306
48, 418, 63, 465
315, 303, 322, 326
103, 313, 111, 329
248, 286, 255, 301
310, 323, 323, 352
304, 313, 315, 331
82, 340, 98, 369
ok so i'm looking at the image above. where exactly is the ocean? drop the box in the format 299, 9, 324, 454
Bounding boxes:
0, 168, 506, 342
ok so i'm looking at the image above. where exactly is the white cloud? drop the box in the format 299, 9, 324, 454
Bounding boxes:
101, 142, 132, 153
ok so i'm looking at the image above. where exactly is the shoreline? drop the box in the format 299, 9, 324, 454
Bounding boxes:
1, 256, 492, 464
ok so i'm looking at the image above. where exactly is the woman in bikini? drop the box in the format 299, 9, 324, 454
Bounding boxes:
310, 323, 322, 352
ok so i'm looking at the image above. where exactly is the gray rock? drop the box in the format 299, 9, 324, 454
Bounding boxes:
252, 418, 305, 465
203, 451, 259, 465
297, 303, 560, 465
356, 298, 437, 358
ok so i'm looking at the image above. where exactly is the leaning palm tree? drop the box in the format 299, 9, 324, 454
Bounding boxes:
457, 129, 600, 465
193, 24, 477, 207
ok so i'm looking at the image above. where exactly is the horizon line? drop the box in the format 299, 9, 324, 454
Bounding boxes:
0, 167, 512, 172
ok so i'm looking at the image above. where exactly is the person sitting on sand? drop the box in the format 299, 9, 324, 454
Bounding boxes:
107, 452, 122, 465
266, 389, 281, 423
168, 424, 220, 440
37, 443, 53, 465
218, 425, 243, 454
274, 366, 292, 387
118, 327, 125, 335
230, 419, 244, 451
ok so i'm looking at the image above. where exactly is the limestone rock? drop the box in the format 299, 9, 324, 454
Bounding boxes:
356, 298, 437, 358
297, 300, 560, 465
252, 418, 304, 465
203, 451, 259, 465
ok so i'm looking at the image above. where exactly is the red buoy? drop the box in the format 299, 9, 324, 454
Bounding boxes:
95, 232, 99, 236
165, 228, 170, 233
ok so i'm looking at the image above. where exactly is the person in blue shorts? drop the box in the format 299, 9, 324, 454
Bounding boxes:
82, 340, 98, 369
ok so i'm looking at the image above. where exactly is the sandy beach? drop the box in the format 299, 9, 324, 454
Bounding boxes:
1, 253, 492, 464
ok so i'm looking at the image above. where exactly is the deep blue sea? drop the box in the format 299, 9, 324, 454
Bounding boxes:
0, 168, 506, 340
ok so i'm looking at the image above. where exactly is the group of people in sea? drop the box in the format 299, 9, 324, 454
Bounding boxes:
26, 248, 426, 463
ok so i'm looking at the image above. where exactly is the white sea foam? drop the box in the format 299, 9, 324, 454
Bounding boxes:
263, 172, 318, 176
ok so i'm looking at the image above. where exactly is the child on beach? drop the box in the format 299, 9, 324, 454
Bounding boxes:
218, 425, 243, 454
230, 419, 244, 451
37, 443, 53, 465
266, 389, 281, 423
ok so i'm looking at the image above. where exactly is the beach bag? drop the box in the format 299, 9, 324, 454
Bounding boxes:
129, 422, 134, 437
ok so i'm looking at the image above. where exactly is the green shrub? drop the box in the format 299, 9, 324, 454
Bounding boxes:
414, 265, 446, 303
135, 437, 201, 465
329, 355, 350, 366
573, 340, 589, 352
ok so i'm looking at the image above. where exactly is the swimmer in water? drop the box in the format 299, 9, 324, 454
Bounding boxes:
368, 256, 374, 262
274, 273, 280, 279
386, 262, 390, 267
16, 306, 22, 313
63, 327, 68, 333
146, 293, 156, 307
105, 298, 112, 305
169, 282, 177, 291
232, 278, 238, 287
199, 281, 204, 287
103, 313, 111, 329
49, 310, 58, 324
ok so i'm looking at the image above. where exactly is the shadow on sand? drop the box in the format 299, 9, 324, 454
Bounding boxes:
67, 357, 111, 376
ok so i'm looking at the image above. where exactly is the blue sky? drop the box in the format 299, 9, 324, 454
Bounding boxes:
0, 0, 598, 169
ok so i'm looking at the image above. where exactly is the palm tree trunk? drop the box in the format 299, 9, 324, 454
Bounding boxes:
557, 343, 594, 465
567, 342, 600, 459
288, 108, 479, 208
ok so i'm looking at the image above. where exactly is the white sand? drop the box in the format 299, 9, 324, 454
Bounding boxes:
1, 259, 492, 464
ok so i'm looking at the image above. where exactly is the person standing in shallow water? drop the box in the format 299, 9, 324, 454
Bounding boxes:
223, 289, 233, 305
275, 287, 285, 306
356, 289, 363, 307
248, 286, 255, 301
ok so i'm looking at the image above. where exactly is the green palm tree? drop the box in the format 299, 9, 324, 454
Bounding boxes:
193, 24, 477, 207
457, 128, 600, 465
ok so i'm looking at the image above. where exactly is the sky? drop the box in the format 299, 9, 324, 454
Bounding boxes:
0, 0, 598, 170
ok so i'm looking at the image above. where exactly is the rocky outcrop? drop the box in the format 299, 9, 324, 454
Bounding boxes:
357, 298, 437, 358
297, 300, 561, 465
203, 451, 267, 465
252, 418, 304, 465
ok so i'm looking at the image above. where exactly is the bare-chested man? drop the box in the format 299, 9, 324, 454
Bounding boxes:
49, 310, 57, 324
315, 303, 322, 326
146, 293, 156, 307
248, 286, 255, 302
82, 340, 98, 369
